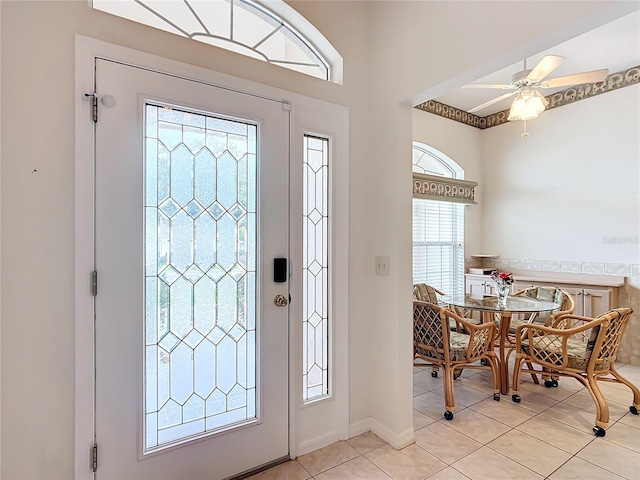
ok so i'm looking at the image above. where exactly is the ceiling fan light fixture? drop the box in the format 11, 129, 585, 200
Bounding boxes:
507, 91, 546, 121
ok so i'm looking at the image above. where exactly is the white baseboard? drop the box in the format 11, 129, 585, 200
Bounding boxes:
348, 417, 414, 449
295, 430, 340, 457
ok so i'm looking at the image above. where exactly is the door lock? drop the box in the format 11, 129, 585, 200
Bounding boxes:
274, 294, 289, 307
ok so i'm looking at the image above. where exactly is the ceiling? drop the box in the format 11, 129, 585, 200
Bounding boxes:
432, 10, 640, 116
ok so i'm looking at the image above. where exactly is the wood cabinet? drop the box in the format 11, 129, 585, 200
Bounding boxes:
509, 280, 619, 318
465, 274, 513, 295
562, 287, 615, 317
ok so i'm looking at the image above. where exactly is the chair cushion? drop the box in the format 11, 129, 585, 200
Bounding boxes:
416, 331, 470, 362
509, 317, 533, 333
511, 287, 565, 330
413, 284, 439, 303
521, 336, 598, 370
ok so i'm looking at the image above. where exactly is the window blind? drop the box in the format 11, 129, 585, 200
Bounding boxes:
412, 198, 464, 297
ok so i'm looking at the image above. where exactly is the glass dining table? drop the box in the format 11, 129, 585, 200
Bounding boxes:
444, 293, 561, 395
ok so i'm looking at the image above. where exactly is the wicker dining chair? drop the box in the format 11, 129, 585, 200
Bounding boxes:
413, 283, 445, 304
511, 307, 640, 437
412, 283, 477, 378
510, 286, 576, 334
413, 284, 447, 378
414, 301, 500, 420
508, 286, 576, 385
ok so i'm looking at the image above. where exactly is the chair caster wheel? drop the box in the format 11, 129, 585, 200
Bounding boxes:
512, 394, 521, 403
480, 359, 487, 366
431, 371, 438, 378
444, 411, 454, 421
453, 374, 460, 380
593, 426, 606, 437
551, 380, 558, 387
630, 406, 638, 415
544, 380, 553, 388
493, 393, 500, 401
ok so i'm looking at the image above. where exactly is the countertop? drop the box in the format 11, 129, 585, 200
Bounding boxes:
466, 269, 625, 287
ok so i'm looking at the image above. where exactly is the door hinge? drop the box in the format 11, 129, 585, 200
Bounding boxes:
92, 444, 98, 472
85, 92, 98, 123
91, 271, 98, 297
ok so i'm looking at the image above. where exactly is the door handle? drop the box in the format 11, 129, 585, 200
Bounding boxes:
274, 294, 289, 307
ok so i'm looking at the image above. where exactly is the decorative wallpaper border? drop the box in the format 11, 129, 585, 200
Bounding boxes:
413, 172, 477, 204
415, 66, 640, 130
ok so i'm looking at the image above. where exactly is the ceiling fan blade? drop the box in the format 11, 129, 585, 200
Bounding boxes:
467, 91, 517, 114
540, 69, 609, 88
462, 83, 515, 90
526, 55, 566, 82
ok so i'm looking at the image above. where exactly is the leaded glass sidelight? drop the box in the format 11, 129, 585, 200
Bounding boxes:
145, 104, 257, 452
302, 135, 329, 402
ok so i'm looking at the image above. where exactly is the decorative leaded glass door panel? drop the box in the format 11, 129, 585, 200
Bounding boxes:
94, 59, 289, 479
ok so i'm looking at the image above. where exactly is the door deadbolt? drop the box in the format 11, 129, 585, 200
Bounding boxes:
274, 294, 288, 307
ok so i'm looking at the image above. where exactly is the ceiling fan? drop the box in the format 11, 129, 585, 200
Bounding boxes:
464, 55, 609, 121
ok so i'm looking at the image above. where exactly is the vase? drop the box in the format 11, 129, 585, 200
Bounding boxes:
495, 283, 509, 309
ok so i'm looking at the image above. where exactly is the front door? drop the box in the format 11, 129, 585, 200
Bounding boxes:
94, 58, 289, 479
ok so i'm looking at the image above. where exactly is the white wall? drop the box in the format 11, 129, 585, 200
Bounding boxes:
481, 84, 640, 364
481, 86, 639, 264
412, 110, 484, 257
1, 0, 636, 477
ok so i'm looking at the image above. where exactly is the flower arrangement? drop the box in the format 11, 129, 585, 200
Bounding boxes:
491, 270, 514, 287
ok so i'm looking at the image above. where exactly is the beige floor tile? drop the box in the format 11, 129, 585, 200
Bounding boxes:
425, 466, 471, 480
433, 384, 493, 408
456, 372, 497, 395
541, 397, 629, 431
414, 369, 443, 391
518, 381, 576, 402
516, 416, 595, 454
487, 429, 572, 477
616, 364, 640, 383
577, 439, 640, 479
603, 422, 640, 453
618, 411, 640, 429
414, 409, 437, 431
414, 384, 428, 397
470, 397, 536, 428
314, 456, 391, 480
512, 391, 560, 413
560, 391, 631, 419
414, 392, 455, 419
297, 441, 359, 475
451, 446, 543, 479
347, 431, 388, 454
244, 460, 311, 480
561, 391, 601, 410
539, 400, 603, 432
440, 409, 511, 444
548, 457, 625, 480
414, 422, 482, 465
597, 381, 639, 407
365, 444, 447, 480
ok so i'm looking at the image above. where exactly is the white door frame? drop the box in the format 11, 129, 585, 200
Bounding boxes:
74, 35, 349, 479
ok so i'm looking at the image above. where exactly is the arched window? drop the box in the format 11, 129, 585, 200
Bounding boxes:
92, 0, 343, 83
412, 143, 465, 296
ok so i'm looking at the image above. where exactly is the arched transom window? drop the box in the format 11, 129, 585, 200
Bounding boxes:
92, 0, 342, 82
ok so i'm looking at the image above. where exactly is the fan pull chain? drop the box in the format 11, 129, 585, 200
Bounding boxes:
522, 120, 530, 140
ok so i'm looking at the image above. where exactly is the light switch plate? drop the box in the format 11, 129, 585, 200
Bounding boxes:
375, 256, 390, 276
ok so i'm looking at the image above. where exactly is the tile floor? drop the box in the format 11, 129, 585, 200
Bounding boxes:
247, 363, 640, 479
